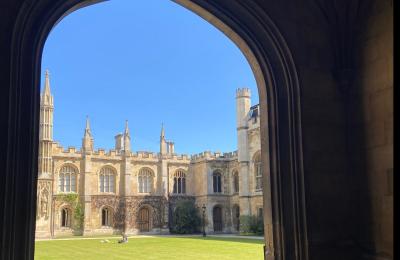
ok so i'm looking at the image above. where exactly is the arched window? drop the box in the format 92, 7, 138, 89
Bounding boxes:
173, 170, 186, 194
101, 207, 112, 227
254, 152, 262, 191
99, 167, 115, 193
59, 165, 77, 192
233, 171, 239, 193
138, 168, 153, 193
213, 171, 222, 193
61, 208, 71, 227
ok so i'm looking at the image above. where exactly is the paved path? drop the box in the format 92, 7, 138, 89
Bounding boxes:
36, 234, 264, 241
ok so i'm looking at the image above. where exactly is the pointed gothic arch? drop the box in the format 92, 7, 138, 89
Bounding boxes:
4, 1, 308, 259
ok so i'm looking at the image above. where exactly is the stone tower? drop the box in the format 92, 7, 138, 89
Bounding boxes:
36, 70, 54, 238
236, 88, 251, 215
39, 70, 54, 177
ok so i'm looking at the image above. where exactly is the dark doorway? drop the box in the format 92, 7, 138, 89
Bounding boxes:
138, 207, 150, 232
232, 205, 240, 232
213, 206, 223, 232
61, 208, 70, 227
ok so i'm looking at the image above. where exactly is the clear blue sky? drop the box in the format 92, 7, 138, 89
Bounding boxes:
41, 0, 258, 155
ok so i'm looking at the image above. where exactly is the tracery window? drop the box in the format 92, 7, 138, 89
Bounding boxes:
233, 171, 239, 193
254, 152, 262, 191
213, 171, 222, 193
173, 170, 186, 194
99, 167, 115, 193
61, 208, 71, 227
138, 168, 153, 193
59, 165, 77, 192
101, 207, 112, 227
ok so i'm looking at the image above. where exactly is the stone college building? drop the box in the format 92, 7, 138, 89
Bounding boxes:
36, 71, 265, 238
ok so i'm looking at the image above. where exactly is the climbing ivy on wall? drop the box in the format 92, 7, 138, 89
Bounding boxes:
59, 193, 85, 230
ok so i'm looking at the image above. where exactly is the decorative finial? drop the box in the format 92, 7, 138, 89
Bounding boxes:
84, 115, 91, 136
43, 69, 51, 95
124, 120, 130, 136
161, 122, 165, 139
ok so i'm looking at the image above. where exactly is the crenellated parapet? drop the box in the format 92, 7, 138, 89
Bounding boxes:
236, 88, 251, 98
190, 150, 238, 162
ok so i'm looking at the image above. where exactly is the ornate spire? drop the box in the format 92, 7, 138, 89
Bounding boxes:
82, 116, 93, 152
124, 120, 131, 152
84, 116, 92, 137
160, 123, 165, 140
124, 120, 130, 137
43, 69, 51, 95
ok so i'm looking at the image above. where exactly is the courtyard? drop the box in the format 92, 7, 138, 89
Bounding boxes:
35, 236, 264, 260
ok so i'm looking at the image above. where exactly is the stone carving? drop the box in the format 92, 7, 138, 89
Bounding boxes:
37, 181, 51, 219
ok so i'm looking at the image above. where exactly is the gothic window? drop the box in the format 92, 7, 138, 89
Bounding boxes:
101, 207, 112, 227
233, 170, 239, 193
257, 208, 263, 219
138, 168, 153, 193
99, 167, 115, 193
61, 208, 71, 227
213, 171, 222, 193
59, 165, 77, 193
173, 170, 186, 194
254, 152, 262, 191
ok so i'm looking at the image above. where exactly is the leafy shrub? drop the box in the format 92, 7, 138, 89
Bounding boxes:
239, 215, 264, 235
171, 200, 201, 234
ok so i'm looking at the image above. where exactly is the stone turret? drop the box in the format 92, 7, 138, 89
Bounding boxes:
39, 69, 54, 177
82, 116, 94, 152
236, 88, 252, 216
115, 133, 124, 151
236, 88, 251, 162
36, 69, 54, 238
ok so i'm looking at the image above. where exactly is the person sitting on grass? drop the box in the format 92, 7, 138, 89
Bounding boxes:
118, 233, 128, 243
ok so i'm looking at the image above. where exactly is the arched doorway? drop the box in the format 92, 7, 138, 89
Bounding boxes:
138, 207, 150, 232
232, 205, 240, 232
101, 207, 112, 227
213, 206, 223, 232
5, 0, 309, 259
61, 208, 71, 228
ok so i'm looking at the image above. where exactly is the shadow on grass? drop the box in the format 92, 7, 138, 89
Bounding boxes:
165, 235, 264, 245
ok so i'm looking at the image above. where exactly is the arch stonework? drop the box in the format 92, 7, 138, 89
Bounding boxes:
3, 0, 309, 259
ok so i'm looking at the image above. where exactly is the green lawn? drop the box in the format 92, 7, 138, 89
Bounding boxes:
35, 236, 264, 260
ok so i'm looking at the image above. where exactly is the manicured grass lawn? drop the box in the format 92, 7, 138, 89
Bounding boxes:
35, 236, 264, 260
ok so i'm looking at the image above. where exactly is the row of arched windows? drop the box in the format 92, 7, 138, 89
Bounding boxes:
57, 166, 188, 194
57, 151, 262, 195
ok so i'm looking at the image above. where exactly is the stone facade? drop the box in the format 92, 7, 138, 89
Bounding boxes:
35, 72, 265, 238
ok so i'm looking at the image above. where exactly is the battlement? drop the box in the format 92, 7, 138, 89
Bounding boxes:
163, 153, 190, 161
132, 151, 158, 159
52, 143, 81, 155
236, 88, 251, 98
190, 150, 238, 161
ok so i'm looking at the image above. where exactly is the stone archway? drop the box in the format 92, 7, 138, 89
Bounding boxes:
4, 1, 308, 259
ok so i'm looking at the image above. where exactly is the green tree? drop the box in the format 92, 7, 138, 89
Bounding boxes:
171, 200, 201, 234
239, 215, 264, 235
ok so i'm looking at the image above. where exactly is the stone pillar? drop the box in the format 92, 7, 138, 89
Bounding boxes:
82, 153, 92, 235
123, 154, 131, 232
160, 158, 169, 233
